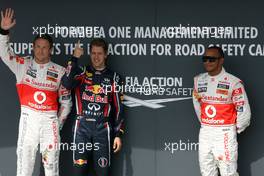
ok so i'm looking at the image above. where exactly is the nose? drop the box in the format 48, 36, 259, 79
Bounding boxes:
39, 48, 44, 55
95, 53, 99, 59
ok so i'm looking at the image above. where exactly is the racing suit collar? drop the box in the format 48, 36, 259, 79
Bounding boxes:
33, 58, 51, 69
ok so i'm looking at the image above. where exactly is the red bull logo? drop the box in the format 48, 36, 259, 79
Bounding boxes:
82, 93, 108, 103
85, 85, 106, 94
74, 159, 87, 166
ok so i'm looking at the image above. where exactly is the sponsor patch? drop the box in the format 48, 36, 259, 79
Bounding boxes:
85, 85, 106, 94
219, 80, 230, 85
217, 83, 230, 90
198, 87, 207, 93
103, 77, 111, 84
120, 95, 124, 101
98, 157, 108, 168
62, 95, 71, 100
82, 93, 108, 103
26, 69, 37, 78
193, 90, 202, 100
198, 82, 208, 86
11, 56, 25, 64
47, 71, 58, 78
42, 149, 48, 164
216, 89, 228, 95
84, 79, 92, 85
202, 95, 228, 102
16, 56, 25, 64
74, 159, 87, 166
46, 76, 57, 83
232, 88, 243, 96
86, 71, 93, 77
233, 95, 244, 101
236, 106, 244, 112
234, 101, 245, 106
48, 66, 59, 73
60, 89, 70, 95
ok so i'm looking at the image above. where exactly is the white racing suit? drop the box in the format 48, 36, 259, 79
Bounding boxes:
193, 68, 251, 176
0, 33, 72, 176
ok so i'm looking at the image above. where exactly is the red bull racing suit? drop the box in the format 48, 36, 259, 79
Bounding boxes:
62, 57, 124, 176
0, 31, 72, 176
193, 68, 251, 176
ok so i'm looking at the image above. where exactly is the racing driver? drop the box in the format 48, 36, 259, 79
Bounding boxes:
62, 39, 125, 175
0, 8, 72, 176
192, 46, 251, 176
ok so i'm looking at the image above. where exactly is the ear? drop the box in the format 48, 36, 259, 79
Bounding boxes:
104, 55, 108, 64
104, 52, 108, 59
219, 57, 224, 65
49, 47, 54, 55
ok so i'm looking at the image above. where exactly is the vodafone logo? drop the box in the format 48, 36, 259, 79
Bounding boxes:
205, 105, 216, 118
234, 89, 241, 94
34, 91, 47, 104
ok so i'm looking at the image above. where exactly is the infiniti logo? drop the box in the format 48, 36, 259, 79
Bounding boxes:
87, 103, 100, 111
98, 157, 108, 168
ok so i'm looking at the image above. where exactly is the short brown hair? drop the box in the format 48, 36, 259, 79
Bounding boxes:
33, 34, 53, 49
89, 38, 108, 54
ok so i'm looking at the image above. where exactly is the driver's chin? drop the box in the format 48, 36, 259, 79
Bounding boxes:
35, 56, 49, 63
93, 61, 101, 66
94, 64, 101, 68
36, 56, 44, 61
204, 66, 214, 72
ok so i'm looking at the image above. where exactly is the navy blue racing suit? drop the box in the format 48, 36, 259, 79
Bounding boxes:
61, 57, 124, 176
